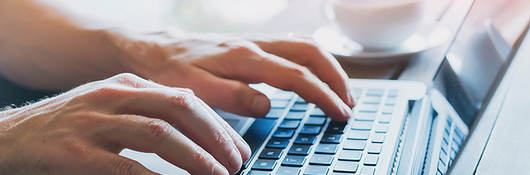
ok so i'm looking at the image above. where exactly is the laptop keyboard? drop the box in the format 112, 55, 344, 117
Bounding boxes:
241, 87, 405, 175
433, 116, 467, 175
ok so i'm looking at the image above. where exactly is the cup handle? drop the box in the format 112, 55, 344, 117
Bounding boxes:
319, 0, 335, 22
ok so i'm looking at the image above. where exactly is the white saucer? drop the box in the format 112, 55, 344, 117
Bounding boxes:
313, 23, 451, 64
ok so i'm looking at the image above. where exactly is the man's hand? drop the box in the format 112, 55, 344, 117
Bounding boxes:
111, 33, 355, 121
0, 73, 250, 175
1, 0, 354, 121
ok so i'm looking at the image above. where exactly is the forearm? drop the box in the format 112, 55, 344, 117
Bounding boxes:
0, 0, 129, 90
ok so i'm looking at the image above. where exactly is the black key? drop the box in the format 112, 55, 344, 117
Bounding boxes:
367, 143, 382, 154
362, 97, 382, 105
355, 113, 376, 121
347, 130, 370, 140
242, 119, 277, 168
357, 104, 379, 113
266, 138, 290, 149
343, 140, 366, 150
374, 124, 389, 133
266, 109, 284, 119
333, 160, 359, 173
294, 135, 317, 145
388, 89, 399, 97
363, 154, 378, 166
371, 133, 385, 143
282, 155, 307, 167
338, 150, 363, 161
305, 117, 327, 126
326, 121, 347, 134
378, 114, 392, 123
438, 161, 447, 173
304, 165, 329, 175
296, 97, 306, 103
247, 170, 271, 175
273, 129, 295, 139
359, 166, 375, 175
291, 103, 309, 111
252, 159, 277, 171
259, 148, 284, 159
285, 111, 306, 120
277, 166, 301, 175
310, 108, 326, 117
315, 143, 339, 154
330, 172, 356, 175
320, 134, 343, 144
381, 106, 394, 114
365, 89, 384, 97
351, 121, 373, 130
271, 100, 289, 108
309, 154, 334, 165
288, 144, 312, 155
271, 93, 294, 100
279, 120, 301, 129
299, 125, 322, 135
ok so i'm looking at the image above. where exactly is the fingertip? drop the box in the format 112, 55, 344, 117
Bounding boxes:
238, 140, 252, 162
340, 102, 353, 121
214, 162, 230, 175
347, 91, 356, 108
250, 94, 270, 118
226, 148, 243, 174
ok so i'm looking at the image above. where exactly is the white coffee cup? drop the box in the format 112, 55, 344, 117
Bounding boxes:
326, 0, 424, 51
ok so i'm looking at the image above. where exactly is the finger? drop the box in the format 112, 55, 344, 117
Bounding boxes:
95, 88, 245, 174
253, 39, 355, 107
186, 67, 270, 118
193, 92, 253, 162
196, 48, 352, 121
94, 114, 230, 175
89, 148, 159, 175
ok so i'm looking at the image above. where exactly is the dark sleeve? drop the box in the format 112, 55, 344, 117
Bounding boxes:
0, 75, 59, 107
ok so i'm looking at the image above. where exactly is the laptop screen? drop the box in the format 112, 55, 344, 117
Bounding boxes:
433, 0, 530, 126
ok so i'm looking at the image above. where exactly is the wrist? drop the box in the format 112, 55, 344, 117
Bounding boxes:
103, 29, 188, 78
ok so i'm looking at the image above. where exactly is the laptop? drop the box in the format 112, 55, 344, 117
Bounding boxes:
119, 0, 530, 174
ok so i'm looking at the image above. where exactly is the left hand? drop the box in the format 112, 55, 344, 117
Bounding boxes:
109, 32, 355, 121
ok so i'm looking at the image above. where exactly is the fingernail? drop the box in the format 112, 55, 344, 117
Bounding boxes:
227, 148, 242, 174
213, 163, 229, 175
341, 103, 353, 120
251, 95, 270, 117
348, 92, 356, 108
237, 138, 252, 162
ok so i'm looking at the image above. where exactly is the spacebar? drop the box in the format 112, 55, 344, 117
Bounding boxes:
241, 118, 277, 168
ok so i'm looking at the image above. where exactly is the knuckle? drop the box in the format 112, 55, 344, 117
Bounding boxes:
108, 73, 146, 87
92, 86, 124, 96
192, 148, 210, 163
226, 41, 260, 56
144, 119, 172, 142
169, 91, 197, 110
178, 88, 195, 96
191, 148, 217, 174
112, 73, 140, 81
211, 127, 230, 147
79, 85, 128, 101
113, 159, 138, 175
61, 137, 91, 158
287, 65, 311, 78
68, 112, 108, 124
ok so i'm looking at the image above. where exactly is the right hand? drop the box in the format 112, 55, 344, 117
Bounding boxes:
0, 73, 250, 175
